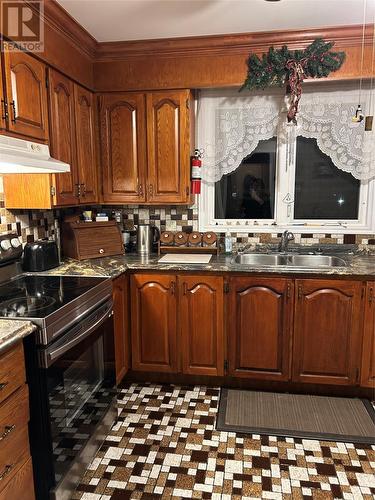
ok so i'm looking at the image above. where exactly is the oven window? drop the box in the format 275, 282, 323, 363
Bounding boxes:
46, 315, 115, 483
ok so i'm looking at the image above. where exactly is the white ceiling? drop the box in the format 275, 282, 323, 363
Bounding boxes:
56, 0, 375, 43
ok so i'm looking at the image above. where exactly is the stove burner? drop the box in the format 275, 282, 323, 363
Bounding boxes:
0, 295, 56, 317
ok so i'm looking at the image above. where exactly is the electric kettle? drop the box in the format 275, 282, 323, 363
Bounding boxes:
136, 224, 160, 255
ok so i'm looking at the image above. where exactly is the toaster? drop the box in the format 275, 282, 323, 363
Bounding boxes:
23, 240, 60, 272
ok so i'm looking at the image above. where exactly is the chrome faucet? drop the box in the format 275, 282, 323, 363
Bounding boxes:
278, 231, 295, 253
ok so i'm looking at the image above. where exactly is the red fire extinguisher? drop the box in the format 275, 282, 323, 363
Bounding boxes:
191, 149, 202, 195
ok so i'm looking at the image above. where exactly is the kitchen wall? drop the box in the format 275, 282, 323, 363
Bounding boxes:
1, 174, 374, 250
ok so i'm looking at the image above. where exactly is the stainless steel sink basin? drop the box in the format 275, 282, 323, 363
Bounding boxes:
233, 253, 347, 268
287, 255, 346, 267
233, 254, 289, 266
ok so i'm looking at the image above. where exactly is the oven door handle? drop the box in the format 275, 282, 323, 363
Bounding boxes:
46, 306, 113, 365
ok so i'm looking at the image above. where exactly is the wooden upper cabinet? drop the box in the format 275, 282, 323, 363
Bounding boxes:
228, 277, 293, 381
74, 84, 98, 204
0, 55, 6, 131
179, 276, 224, 376
3, 50, 48, 141
360, 282, 375, 388
293, 279, 363, 386
131, 274, 177, 373
100, 93, 147, 203
48, 69, 79, 206
146, 90, 192, 203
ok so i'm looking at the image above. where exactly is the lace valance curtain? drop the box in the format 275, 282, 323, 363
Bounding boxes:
198, 86, 375, 182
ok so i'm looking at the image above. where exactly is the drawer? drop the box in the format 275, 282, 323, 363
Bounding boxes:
0, 343, 26, 405
0, 457, 34, 500
0, 386, 30, 487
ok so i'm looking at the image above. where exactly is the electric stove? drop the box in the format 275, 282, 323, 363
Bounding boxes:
0, 274, 112, 344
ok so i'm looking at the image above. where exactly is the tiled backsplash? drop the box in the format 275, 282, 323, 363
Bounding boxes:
0, 176, 374, 249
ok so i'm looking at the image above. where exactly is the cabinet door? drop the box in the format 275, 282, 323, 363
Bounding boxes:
48, 69, 79, 206
228, 277, 293, 381
360, 282, 375, 388
131, 274, 177, 373
113, 274, 129, 384
100, 93, 147, 203
293, 279, 362, 385
3, 50, 49, 141
179, 276, 224, 376
0, 55, 7, 131
146, 90, 191, 203
74, 84, 98, 204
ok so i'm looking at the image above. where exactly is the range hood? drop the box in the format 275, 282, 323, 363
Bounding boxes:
0, 135, 70, 173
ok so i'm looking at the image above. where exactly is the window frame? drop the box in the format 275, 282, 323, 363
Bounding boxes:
199, 134, 375, 234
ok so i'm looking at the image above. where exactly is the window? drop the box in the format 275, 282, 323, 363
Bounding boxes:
294, 138, 361, 220
214, 138, 277, 220
200, 134, 374, 234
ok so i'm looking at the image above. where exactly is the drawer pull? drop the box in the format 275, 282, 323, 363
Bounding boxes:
0, 464, 14, 481
0, 425, 15, 442
99, 248, 105, 254
0, 382, 8, 391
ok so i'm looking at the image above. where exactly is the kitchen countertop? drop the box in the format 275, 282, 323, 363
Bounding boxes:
0, 319, 36, 355
41, 249, 375, 279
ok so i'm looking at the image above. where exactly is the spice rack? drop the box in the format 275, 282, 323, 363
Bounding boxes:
158, 231, 219, 256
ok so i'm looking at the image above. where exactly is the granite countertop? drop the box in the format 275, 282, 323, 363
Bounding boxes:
41, 248, 375, 280
0, 319, 36, 355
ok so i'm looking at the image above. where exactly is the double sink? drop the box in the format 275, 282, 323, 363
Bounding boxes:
233, 253, 347, 268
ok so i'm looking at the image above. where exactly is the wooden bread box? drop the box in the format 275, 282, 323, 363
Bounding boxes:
62, 220, 124, 260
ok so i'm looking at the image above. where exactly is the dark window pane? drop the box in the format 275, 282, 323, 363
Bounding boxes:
214, 138, 277, 219
294, 137, 360, 220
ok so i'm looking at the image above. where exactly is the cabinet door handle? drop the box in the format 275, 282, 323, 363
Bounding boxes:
0, 425, 15, 442
10, 100, 16, 124
369, 287, 374, 304
148, 184, 154, 197
99, 248, 105, 254
0, 382, 8, 391
183, 282, 188, 295
80, 183, 86, 197
170, 280, 176, 295
298, 285, 303, 300
1, 99, 8, 120
287, 283, 291, 299
75, 184, 80, 197
0, 464, 14, 481
138, 184, 143, 197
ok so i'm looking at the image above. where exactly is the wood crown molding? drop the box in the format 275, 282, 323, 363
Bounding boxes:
95, 24, 375, 61
38, 0, 98, 59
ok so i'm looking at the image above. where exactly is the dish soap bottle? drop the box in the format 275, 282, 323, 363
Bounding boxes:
225, 231, 232, 254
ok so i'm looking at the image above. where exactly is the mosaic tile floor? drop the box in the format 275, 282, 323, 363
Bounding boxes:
72, 384, 375, 500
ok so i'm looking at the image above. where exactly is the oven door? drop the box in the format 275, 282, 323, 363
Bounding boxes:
29, 299, 117, 500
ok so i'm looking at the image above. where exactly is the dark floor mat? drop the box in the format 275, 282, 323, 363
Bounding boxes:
216, 389, 375, 444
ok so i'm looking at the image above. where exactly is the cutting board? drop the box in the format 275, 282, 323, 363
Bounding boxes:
158, 253, 212, 264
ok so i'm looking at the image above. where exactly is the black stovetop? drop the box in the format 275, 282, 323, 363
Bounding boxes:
0, 275, 107, 319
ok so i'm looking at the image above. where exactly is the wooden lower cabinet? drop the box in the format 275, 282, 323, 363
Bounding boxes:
130, 273, 224, 375
113, 274, 129, 384
293, 279, 363, 386
126, 272, 368, 391
131, 274, 178, 373
360, 282, 375, 388
180, 276, 224, 376
228, 277, 293, 381
0, 342, 34, 499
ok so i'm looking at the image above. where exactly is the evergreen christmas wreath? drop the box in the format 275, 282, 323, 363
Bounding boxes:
240, 38, 346, 123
